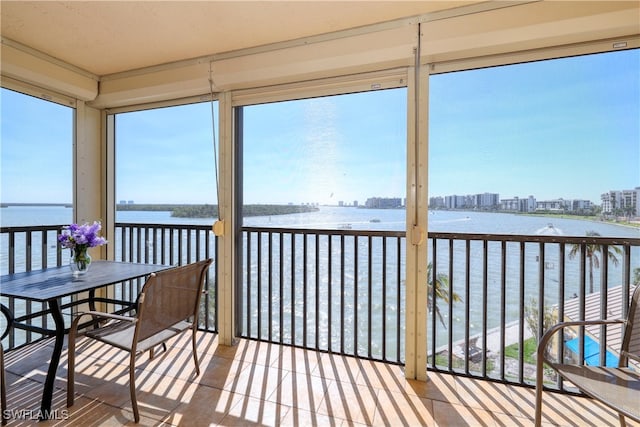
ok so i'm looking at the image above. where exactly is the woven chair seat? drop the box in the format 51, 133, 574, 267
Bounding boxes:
85, 319, 192, 354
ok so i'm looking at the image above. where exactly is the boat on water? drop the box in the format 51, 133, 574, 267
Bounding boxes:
370, 218, 381, 223
338, 223, 353, 230
535, 222, 564, 235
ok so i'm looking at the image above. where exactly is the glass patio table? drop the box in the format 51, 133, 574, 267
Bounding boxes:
0, 261, 170, 420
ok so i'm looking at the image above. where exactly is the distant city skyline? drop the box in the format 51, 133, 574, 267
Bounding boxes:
428, 185, 640, 206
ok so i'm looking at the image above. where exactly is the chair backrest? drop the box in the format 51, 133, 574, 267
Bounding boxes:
135, 259, 212, 342
620, 285, 640, 365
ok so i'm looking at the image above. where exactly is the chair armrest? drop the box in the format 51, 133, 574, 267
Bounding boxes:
535, 318, 626, 399
77, 311, 137, 323
537, 319, 624, 366
70, 310, 137, 333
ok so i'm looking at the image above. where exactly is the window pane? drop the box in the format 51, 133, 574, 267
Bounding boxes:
115, 102, 219, 222
240, 88, 407, 354
428, 49, 640, 237
242, 88, 407, 230
0, 88, 73, 226
426, 49, 640, 370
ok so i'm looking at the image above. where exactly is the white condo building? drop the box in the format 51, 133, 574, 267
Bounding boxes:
601, 187, 640, 216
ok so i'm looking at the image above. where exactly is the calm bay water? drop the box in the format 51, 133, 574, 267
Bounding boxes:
1, 204, 638, 237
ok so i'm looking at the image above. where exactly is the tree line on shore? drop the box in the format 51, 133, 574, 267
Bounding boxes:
116, 204, 319, 218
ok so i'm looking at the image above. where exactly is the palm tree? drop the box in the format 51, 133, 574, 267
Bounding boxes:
568, 231, 623, 294
427, 262, 462, 326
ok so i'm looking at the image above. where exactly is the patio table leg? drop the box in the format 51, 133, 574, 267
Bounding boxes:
39, 298, 64, 420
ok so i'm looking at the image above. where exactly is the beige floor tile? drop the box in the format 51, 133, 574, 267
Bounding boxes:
3, 377, 68, 426
410, 371, 462, 405
50, 395, 165, 427
352, 358, 406, 392
72, 337, 131, 365
222, 394, 291, 427
3, 339, 57, 377
130, 370, 202, 422
315, 379, 379, 425
68, 359, 132, 407
279, 406, 345, 427
532, 387, 588, 426
312, 353, 363, 384
223, 362, 286, 400
267, 370, 330, 412
194, 355, 248, 390
492, 412, 536, 427
454, 376, 530, 418
166, 385, 235, 426
373, 389, 435, 426
167, 330, 219, 356
432, 400, 496, 427
509, 385, 577, 426
272, 346, 322, 375
216, 339, 281, 368
135, 343, 215, 382
567, 395, 637, 427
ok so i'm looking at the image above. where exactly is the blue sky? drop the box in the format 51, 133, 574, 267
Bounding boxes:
242, 90, 406, 205
429, 49, 639, 202
1, 91, 73, 202
1, 49, 638, 205
115, 104, 219, 204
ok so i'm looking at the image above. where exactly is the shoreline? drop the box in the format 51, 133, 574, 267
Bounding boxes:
517, 212, 640, 230
429, 208, 640, 232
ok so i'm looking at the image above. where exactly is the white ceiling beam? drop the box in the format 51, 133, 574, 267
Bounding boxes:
1, 41, 98, 101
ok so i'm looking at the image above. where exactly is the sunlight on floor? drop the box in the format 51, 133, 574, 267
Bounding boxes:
2, 333, 637, 426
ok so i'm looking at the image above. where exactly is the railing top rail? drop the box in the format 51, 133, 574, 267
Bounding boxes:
427, 231, 640, 245
116, 222, 214, 231
0, 225, 65, 233
241, 227, 640, 245
1, 223, 216, 233
241, 226, 406, 238
3, 224, 638, 246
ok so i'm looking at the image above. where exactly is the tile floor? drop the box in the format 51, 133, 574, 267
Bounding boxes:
2, 332, 637, 426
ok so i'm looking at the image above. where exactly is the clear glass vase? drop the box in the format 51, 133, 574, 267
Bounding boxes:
70, 248, 91, 275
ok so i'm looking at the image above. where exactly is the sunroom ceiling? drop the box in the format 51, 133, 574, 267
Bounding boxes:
0, 1, 483, 77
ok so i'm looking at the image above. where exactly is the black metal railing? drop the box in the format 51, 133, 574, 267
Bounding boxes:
2, 223, 639, 392
0, 225, 66, 275
240, 227, 406, 362
115, 222, 218, 331
426, 232, 640, 390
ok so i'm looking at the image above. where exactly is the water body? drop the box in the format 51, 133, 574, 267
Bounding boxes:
1, 205, 638, 237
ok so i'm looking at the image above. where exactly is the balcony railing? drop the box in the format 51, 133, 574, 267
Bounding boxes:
426, 232, 639, 389
240, 227, 406, 362
2, 223, 639, 393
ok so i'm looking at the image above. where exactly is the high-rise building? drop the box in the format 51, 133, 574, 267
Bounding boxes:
500, 196, 535, 212
365, 197, 402, 209
601, 187, 640, 216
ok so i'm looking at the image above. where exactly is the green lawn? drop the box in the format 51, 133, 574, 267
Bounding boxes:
430, 353, 495, 372
504, 337, 538, 364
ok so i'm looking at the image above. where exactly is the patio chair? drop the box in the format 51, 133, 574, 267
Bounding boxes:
1, 303, 14, 426
535, 285, 640, 427
67, 258, 213, 423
